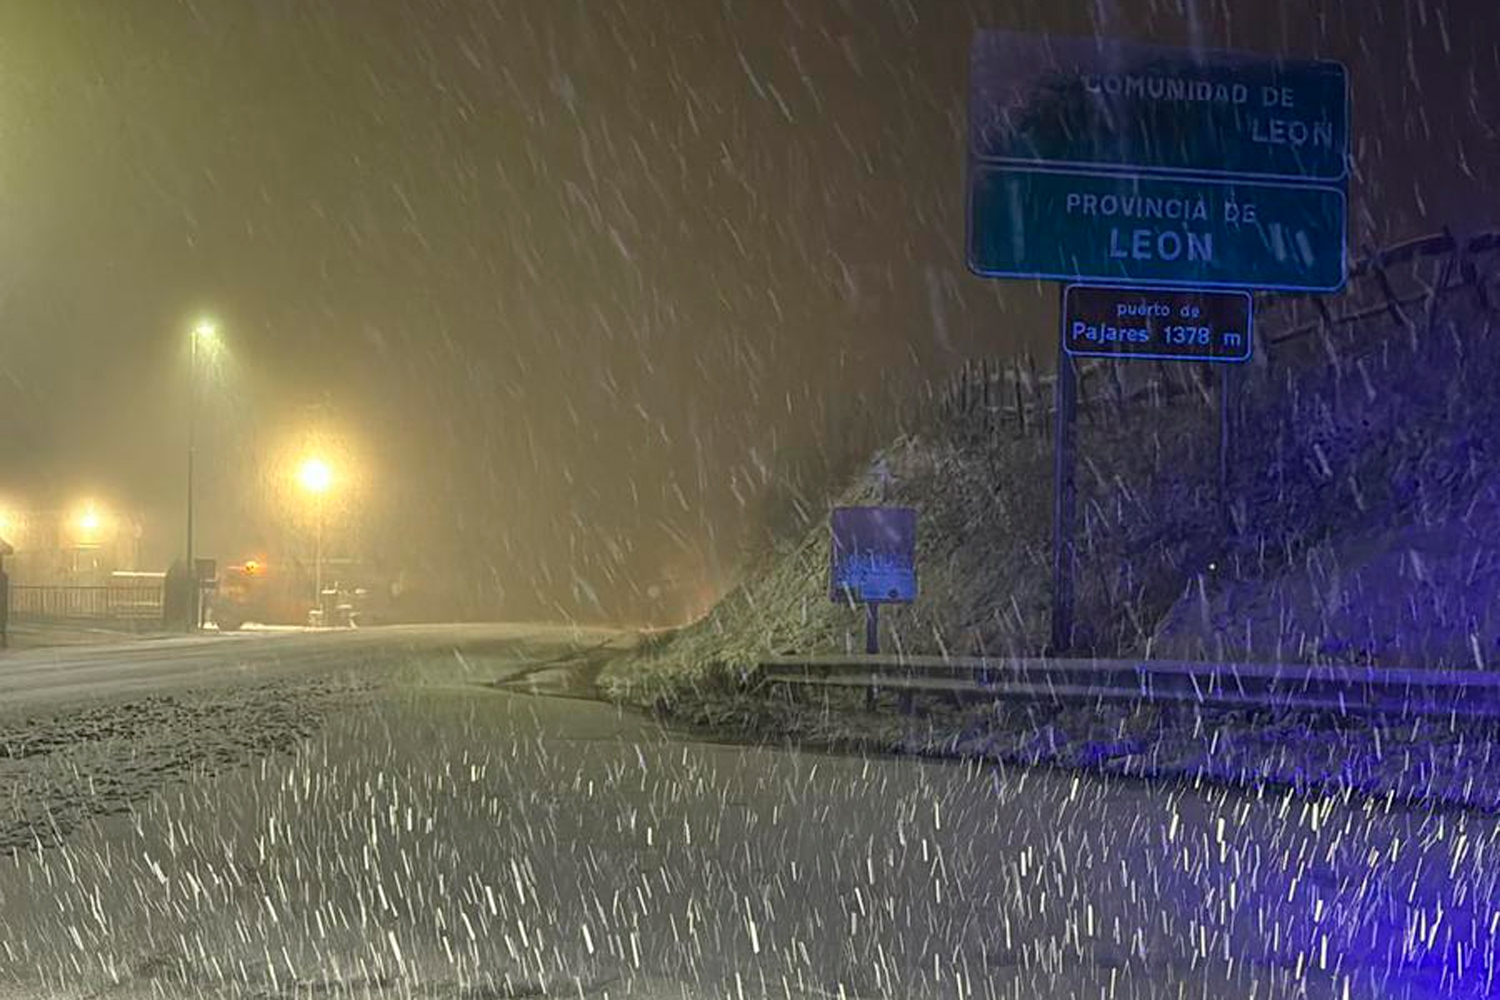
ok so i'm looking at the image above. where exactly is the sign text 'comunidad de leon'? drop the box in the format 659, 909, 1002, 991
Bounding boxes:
967, 31, 1348, 292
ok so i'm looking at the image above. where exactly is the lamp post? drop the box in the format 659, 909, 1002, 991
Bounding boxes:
296, 456, 333, 625
186, 319, 217, 631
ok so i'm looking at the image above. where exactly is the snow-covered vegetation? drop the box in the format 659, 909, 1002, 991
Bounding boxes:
610, 238, 1500, 723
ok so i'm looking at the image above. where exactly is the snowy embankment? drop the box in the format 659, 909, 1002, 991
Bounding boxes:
605, 245, 1500, 803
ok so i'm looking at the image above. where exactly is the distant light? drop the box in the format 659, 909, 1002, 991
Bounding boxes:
193, 319, 218, 343
297, 457, 333, 495
76, 505, 103, 535
243, 559, 264, 575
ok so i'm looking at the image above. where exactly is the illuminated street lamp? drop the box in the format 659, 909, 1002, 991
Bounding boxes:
297, 456, 334, 625
76, 506, 102, 535
186, 318, 219, 631
297, 457, 333, 495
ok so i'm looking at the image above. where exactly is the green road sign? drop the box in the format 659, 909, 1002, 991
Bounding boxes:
970, 32, 1349, 183
968, 166, 1345, 291
966, 32, 1348, 291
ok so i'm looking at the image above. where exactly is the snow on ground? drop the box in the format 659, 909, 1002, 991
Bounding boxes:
0, 676, 372, 854
603, 266, 1500, 814
0, 681, 1494, 1000
664, 680, 1500, 811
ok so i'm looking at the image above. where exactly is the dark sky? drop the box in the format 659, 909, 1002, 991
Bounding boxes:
1, 0, 1496, 621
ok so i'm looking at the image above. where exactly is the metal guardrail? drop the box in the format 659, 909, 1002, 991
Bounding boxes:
9, 584, 165, 622
755, 654, 1500, 720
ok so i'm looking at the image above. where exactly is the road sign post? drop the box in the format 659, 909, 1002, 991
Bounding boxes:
1220, 364, 1236, 537
968, 30, 1347, 654
830, 506, 918, 653
1051, 316, 1077, 654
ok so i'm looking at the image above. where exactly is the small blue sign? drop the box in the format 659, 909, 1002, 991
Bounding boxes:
1063, 284, 1252, 363
970, 32, 1349, 183
967, 166, 1345, 291
830, 507, 917, 604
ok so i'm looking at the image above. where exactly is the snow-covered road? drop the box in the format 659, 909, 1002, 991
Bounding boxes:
0, 628, 1492, 999
0, 623, 626, 705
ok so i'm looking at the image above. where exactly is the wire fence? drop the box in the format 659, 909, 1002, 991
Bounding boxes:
927, 227, 1500, 437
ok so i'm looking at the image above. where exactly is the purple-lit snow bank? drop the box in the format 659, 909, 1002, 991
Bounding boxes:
609, 240, 1500, 808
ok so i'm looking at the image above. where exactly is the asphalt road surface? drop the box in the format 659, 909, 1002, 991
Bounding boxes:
0, 625, 1492, 999
0, 622, 626, 704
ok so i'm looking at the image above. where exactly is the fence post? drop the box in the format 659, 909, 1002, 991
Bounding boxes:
1426, 228, 1461, 338
1458, 234, 1490, 311
1367, 246, 1415, 340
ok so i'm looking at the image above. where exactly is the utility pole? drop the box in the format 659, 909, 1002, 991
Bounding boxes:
1051, 299, 1078, 654
315, 499, 324, 625
186, 320, 218, 630
186, 328, 199, 631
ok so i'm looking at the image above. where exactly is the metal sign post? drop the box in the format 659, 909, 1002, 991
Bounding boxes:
830, 506, 918, 657
831, 505, 918, 709
969, 30, 1347, 656
1220, 364, 1236, 537
1051, 310, 1077, 653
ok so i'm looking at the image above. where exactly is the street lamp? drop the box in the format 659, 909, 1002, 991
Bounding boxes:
297, 456, 333, 625
76, 506, 102, 535
186, 318, 218, 631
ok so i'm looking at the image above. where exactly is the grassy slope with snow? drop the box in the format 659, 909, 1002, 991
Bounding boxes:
608, 263, 1500, 705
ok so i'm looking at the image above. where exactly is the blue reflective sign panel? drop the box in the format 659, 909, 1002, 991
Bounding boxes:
830, 507, 917, 604
1063, 284, 1252, 363
968, 166, 1345, 291
970, 31, 1348, 182
967, 32, 1348, 291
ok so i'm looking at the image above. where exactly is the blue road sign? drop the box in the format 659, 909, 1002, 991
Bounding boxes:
830, 507, 917, 604
970, 32, 1349, 183
968, 166, 1346, 291
967, 32, 1348, 291
1063, 284, 1252, 363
